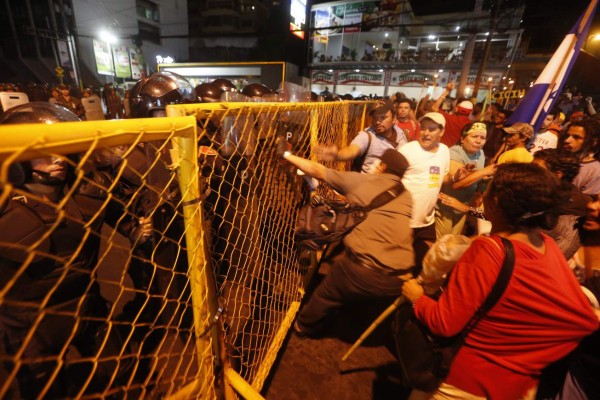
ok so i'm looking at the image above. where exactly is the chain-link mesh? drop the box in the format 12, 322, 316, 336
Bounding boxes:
0, 101, 373, 399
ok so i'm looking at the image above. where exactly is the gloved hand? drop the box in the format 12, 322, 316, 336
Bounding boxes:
275, 137, 292, 158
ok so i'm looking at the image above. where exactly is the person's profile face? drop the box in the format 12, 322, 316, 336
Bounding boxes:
494, 113, 506, 125
563, 125, 586, 154
504, 131, 522, 148
541, 114, 554, 130
30, 156, 68, 182
583, 197, 600, 231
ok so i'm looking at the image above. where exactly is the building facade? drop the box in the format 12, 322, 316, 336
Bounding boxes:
0, 0, 188, 88
308, 0, 526, 101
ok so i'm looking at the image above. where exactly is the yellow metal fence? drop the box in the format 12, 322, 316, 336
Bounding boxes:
0, 101, 372, 399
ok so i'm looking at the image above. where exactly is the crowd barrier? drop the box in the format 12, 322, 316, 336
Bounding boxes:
0, 100, 373, 399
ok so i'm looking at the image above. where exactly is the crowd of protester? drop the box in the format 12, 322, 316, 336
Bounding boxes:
284, 81, 600, 399
1, 74, 600, 399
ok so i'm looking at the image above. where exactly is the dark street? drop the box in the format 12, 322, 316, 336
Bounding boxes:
263, 264, 411, 400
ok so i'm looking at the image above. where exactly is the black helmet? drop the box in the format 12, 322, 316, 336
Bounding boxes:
0, 102, 80, 185
128, 77, 146, 114
195, 82, 224, 103
211, 78, 237, 92
0, 101, 80, 124
129, 77, 147, 99
241, 83, 273, 98
129, 71, 195, 118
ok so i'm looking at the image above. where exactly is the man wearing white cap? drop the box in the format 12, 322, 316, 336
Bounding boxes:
399, 112, 451, 272
431, 80, 473, 147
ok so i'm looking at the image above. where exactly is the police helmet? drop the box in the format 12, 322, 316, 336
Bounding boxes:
0, 101, 80, 124
129, 71, 196, 118
241, 83, 273, 98
195, 82, 224, 103
0, 102, 80, 185
211, 78, 237, 93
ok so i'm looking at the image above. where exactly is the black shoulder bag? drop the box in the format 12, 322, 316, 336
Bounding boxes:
392, 237, 515, 392
295, 182, 404, 250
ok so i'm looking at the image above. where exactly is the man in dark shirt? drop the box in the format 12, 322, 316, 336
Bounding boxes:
280, 146, 414, 337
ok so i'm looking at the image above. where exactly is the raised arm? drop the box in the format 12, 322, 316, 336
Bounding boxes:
431, 81, 455, 112
452, 163, 496, 190
279, 145, 328, 180
314, 142, 362, 162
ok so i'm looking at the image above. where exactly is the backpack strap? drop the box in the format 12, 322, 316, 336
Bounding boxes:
363, 182, 405, 211
351, 129, 374, 172
363, 128, 374, 153
460, 236, 515, 336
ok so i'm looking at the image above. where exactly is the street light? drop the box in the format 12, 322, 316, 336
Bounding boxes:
585, 33, 600, 51
100, 31, 117, 44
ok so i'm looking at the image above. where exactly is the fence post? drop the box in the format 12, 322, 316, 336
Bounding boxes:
166, 107, 222, 399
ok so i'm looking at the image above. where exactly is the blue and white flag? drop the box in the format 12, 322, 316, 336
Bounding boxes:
507, 0, 598, 131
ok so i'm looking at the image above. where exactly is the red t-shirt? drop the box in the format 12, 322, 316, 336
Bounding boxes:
415, 235, 599, 399
439, 111, 471, 147
396, 119, 419, 142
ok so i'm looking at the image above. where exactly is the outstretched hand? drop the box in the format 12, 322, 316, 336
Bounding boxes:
454, 164, 475, 182
275, 137, 292, 158
438, 193, 470, 213
313, 143, 339, 161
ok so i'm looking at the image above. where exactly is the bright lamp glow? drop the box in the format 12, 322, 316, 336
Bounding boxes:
100, 30, 117, 44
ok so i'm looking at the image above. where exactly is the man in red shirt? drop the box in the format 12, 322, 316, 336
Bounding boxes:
395, 98, 419, 141
431, 80, 472, 147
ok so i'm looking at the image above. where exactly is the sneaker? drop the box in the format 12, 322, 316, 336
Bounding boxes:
292, 321, 308, 340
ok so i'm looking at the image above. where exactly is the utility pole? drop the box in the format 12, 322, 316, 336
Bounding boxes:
58, 1, 83, 89
457, 34, 476, 98
473, 0, 499, 99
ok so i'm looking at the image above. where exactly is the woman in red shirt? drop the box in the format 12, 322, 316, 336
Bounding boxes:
402, 163, 599, 399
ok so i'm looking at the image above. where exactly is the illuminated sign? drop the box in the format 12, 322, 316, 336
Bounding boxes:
156, 55, 175, 64
93, 39, 113, 76
338, 71, 383, 85
290, 0, 306, 39
130, 48, 145, 80
113, 46, 131, 78
312, 71, 334, 84
492, 89, 526, 100
390, 72, 434, 87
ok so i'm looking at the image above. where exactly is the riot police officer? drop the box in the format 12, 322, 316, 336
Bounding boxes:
0, 102, 133, 397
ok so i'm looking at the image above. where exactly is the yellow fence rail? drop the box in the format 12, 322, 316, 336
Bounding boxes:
0, 100, 373, 399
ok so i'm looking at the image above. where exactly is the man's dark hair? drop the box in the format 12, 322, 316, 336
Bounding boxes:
370, 101, 396, 118
533, 148, 581, 183
379, 149, 408, 178
548, 108, 562, 120
501, 109, 512, 120
489, 163, 562, 230
396, 98, 414, 110
494, 106, 506, 116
